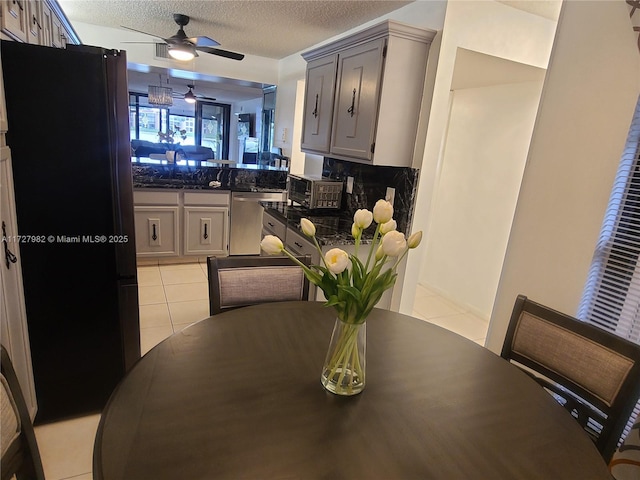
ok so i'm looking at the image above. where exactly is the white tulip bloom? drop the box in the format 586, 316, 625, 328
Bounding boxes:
325, 248, 349, 274
408, 231, 423, 249
380, 219, 397, 235
375, 245, 385, 261
260, 235, 284, 255
381, 230, 406, 257
300, 218, 316, 237
351, 222, 360, 238
373, 199, 393, 224
353, 209, 373, 229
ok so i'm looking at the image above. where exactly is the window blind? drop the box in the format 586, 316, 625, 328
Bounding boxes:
578, 95, 640, 443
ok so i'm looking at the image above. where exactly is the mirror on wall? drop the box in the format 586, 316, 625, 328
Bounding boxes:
126, 66, 275, 163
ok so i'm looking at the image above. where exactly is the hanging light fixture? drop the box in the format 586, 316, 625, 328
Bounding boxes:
184, 85, 197, 104
148, 74, 173, 106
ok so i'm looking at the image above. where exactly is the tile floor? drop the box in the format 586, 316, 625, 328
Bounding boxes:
33, 265, 489, 480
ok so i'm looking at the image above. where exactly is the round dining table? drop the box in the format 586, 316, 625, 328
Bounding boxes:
93, 301, 612, 479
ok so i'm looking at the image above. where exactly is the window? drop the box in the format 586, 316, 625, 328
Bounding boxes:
579, 95, 640, 442
169, 114, 195, 146
129, 93, 230, 159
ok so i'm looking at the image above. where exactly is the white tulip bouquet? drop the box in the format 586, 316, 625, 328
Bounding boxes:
261, 199, 422, 395
260, 199, 422, 324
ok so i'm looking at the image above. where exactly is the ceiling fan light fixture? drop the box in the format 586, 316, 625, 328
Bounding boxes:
168, 43, 196, 61
184, 87, 197, 104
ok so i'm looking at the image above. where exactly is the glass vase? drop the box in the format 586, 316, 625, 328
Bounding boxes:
321, 318, 366, 395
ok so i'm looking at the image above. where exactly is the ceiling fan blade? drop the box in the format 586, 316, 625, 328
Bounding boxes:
120, 25, 164, 40
188, 36, 220, 48
196, 46, 244, 61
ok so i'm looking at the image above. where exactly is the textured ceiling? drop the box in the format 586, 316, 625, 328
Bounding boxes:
57, 0, 414, 59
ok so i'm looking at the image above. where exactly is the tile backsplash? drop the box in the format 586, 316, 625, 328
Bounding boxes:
322, 158, 419, 235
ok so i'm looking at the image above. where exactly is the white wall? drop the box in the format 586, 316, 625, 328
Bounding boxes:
422, 80, 543, 319
485, 0, 640, 353
399, 1, 559, 314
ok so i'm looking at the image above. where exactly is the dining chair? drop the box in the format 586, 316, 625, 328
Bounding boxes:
207, 255, 311, 315
1, 344, 45, 480
501, 294, 640, 463
610, 420, 640, 479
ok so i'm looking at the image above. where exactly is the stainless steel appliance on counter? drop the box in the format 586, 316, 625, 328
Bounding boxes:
1, 41, 139, 423
230, 190, 287, 255
288, 174, 343, 209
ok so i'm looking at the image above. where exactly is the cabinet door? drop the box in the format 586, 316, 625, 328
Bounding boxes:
134, 206, 179, 257
330, 38, 385, 161
50, 9, 63, 47
0, 145, 37, 418
262, 210, 287, 241
40, 1, 53, 46
301, 55, 337, 153
285, 227, 319, 300
25, 0, 41, 45
1, 0, 28, 42
184, 207, 229, 256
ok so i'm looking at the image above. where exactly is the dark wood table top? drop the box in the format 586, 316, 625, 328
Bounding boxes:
93, 301, 612, 479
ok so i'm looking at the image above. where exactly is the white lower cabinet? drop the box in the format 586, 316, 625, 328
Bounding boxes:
134, 206, 180, 257
184, 207, 228, 256
133, 189, 230, 260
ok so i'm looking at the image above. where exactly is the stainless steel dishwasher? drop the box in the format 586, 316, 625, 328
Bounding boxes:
230, 190, 287, 255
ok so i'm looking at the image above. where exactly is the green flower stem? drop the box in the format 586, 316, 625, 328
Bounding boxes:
280, 248, 322, 284
391, 246, 411, 270
364, 224, 382, 273
311, 236, 329, 269
323, 321, 364, 394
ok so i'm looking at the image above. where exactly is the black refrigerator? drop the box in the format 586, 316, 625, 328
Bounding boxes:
1, 40, 140, 424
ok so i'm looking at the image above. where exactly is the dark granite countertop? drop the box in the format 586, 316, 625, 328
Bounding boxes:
262, 202, 374, 247
131, 157, 288, 192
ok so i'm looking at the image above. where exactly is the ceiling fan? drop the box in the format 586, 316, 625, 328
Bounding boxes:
122, 13, 244, 61
174, 85, 217, 104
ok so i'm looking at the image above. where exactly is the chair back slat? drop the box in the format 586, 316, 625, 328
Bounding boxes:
513, 311, 634, 407
207, 255, 311, 315
501, 295, 640, 463
219, 266, 307, 309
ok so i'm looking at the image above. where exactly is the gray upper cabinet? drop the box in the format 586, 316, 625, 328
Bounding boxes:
1, 0, 79, 47
26, 0, 42, 45
301, 20, 436, 167
1, 0, 29, 42
330, 38, 385, 161
301, 54, 337, 153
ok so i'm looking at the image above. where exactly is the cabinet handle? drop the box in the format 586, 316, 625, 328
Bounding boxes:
32, 14, 41, 30
312, 94, 319, 118
203, 223, 208, 240
267, 222, 275, 228
2, 222, 17, 269
294, 242, 303, 249
347, 88, 356, 117
152, 224, 158, 241
13, 0, 24, 11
